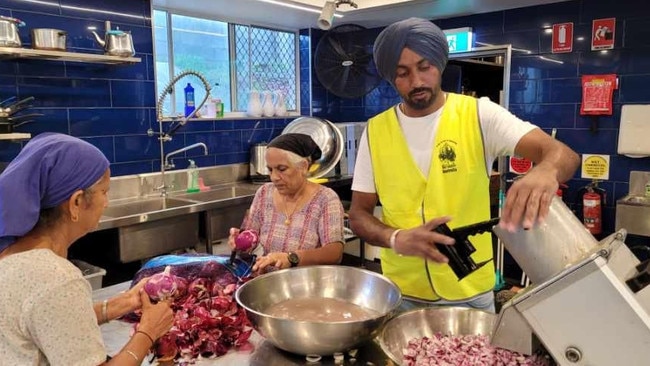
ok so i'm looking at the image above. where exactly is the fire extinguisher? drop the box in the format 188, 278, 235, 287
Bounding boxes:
581, 181, 606, 236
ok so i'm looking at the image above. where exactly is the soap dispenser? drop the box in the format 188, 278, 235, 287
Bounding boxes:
186, 160, 200, 193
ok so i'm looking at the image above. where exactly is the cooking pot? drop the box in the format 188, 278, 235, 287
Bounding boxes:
249, 143, 270, 183
31, 28, 67, 51
0, 15, 24, 48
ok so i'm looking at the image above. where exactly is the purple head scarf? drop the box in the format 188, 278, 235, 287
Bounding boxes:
0, 133, 109, 251
373, 17, 449, 86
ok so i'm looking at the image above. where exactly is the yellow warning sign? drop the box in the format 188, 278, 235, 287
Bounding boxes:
581, 154, 609, 180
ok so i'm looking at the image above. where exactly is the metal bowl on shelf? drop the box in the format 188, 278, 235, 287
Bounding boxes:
235, 265, 402, 356
281, 117, 343, 179
378, 307, 496, 365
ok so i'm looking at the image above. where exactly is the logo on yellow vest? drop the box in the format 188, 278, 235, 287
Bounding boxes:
437, 140, 457, 173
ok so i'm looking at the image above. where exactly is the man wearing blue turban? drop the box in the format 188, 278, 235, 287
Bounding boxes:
0, 133, 173, 365
348, 18, 580, 311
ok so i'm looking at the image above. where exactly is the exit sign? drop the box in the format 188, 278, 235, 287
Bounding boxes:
443, 27, 473, 53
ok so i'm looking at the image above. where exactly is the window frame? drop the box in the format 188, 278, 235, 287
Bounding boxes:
153, 7, 301, 118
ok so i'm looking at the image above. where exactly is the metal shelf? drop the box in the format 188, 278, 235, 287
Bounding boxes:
0, 47, 141, 64
0, 133, 31, 141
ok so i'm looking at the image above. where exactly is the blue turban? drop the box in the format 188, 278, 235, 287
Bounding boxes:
373, 17, 449, 85
0, 133, 109, 251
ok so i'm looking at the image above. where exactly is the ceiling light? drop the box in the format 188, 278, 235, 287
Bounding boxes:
256, 0, 343, 18
538, 56, 563, 64
577, 36, 585, 41
318, 0, 357, 30
544, 28, 553, 34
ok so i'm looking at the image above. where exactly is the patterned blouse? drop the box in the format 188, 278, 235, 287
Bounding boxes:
242, 183, 344, 254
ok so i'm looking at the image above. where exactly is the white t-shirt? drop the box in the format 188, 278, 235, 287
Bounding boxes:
0, 249, 106, 366
351, 96, 538, 193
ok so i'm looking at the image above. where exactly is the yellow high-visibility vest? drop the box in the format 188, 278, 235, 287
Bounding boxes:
367, 93, 494, 301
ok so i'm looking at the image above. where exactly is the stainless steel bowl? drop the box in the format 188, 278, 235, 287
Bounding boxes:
281, 117, 343, 179
378, 307, 496, 365
235, 265, 402, 356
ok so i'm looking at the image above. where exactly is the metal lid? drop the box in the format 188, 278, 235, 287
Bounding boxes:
281, 117, 343, 179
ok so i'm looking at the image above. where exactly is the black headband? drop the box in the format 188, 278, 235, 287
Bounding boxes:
267, 133, 322, 162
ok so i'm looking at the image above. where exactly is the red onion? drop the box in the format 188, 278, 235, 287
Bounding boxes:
144, 266, 181, 301
235, 229, 259, 251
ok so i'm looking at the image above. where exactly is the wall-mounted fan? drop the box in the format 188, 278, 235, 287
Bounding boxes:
314, 24, 382, 99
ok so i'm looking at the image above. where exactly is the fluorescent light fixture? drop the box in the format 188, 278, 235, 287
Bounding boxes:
256, 0, 343, 17
15, 0, 143, 19
539, 56, 563, 64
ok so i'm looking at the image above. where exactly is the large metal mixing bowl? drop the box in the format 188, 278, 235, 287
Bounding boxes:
281, 117, 343, 179
235, 265, 402, 356
378, 307, 496, 365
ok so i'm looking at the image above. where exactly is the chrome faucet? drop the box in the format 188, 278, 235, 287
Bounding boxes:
164, 142, 208, 170
149, 70, 211, 197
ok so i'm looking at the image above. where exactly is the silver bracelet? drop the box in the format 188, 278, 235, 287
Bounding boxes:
125, 350, 139, 362
101, 299, 109, 323
389, 229, 403, 250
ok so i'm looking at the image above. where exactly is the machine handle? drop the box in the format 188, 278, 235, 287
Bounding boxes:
432, 218, 499, 280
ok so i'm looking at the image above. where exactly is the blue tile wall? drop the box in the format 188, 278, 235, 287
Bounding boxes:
0, 0, 290, 177
305, 0, 650, 236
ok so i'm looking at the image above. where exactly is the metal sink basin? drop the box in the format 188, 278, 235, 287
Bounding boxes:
102, 197, 196, 218
177, 186, 258, 202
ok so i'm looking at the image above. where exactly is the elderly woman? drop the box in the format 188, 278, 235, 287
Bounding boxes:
229, 133, 345, 273
0, 133, 173, 365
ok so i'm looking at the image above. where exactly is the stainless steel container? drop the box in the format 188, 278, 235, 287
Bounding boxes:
249, 143, 269, 182
30, 28, 67, 51
0, 15, 23, 48
235, 265, 402, 356
493, 196, 599, 284
379, 307, 496, 365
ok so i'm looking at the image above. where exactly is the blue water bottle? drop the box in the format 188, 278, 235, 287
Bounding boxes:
184, 83, 195, 117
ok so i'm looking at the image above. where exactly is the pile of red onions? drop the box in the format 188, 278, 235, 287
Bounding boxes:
403, 333, 551, 366
138, 261, 254, 364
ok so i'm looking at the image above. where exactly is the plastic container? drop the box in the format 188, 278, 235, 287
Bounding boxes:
186, 159, 199, 193
184, 83, 195, 117
72, 259, 106, 290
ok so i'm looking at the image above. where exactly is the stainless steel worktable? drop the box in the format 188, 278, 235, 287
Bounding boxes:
93, 282, 395, 366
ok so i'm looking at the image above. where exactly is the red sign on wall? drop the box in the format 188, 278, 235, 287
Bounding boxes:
591, 18, 616, 51
509, 156, 533, 175
552, 22, 573, 53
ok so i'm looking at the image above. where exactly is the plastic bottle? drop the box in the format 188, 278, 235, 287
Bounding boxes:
186, 159, 200, 193
184, 83, 195, 117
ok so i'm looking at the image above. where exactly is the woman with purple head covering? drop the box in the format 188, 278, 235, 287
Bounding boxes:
348, 18, 580, 312
0, 133, 173, 365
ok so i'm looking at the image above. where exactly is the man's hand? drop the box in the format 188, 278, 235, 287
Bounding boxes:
392, 216, 455, 263
499, 164, 559, 232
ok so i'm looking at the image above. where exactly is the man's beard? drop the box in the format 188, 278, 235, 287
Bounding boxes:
403, 87, 437, 110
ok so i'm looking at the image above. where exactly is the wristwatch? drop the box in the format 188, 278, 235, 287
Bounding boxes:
287, 252, 300, 267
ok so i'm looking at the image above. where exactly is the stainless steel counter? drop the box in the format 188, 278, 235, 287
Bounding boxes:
93, 281, 394, 366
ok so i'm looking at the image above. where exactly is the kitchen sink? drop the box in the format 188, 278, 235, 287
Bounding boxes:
177, 186, 258, 202
102, 197, 196, 218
